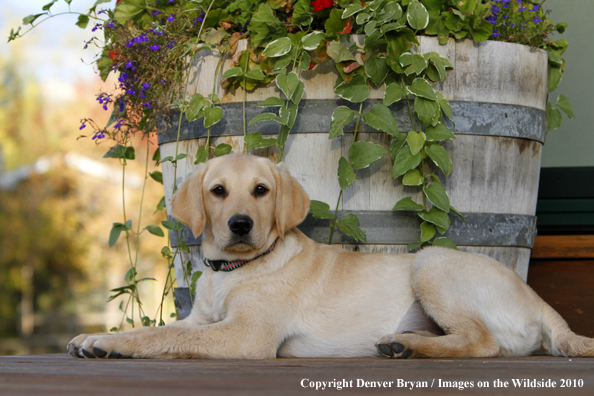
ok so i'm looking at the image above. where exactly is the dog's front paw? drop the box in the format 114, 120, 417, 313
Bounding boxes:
67, 333, 132, 359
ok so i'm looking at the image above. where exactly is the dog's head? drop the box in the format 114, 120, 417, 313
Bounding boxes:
170, 153, 310, 259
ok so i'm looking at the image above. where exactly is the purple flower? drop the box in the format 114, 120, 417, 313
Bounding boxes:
533, 18, 542, 23
142, 83, 151, 89
167, 40, 177, 49
492, 32, 500, 37
106, 20, 115, 29
143, 102, 153, 109
126, 61, 135, 70
114, 119, 123, 129
92, 23, 101, 32
532, 5, 540, 11
519, 7, 527, 11
126, 89, 136, 96
149, 44, 161, 51
153, 11, 161, 16
79, 122, 87, 130
92, 130, 106, 140
167, 14, 175, 22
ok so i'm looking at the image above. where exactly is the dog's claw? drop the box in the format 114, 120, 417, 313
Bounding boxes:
94, 347, 107, 358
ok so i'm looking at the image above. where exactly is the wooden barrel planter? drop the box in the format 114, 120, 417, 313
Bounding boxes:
159, 37, 548, 319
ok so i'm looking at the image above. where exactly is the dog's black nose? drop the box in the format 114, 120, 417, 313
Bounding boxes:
228, 215, 253, 236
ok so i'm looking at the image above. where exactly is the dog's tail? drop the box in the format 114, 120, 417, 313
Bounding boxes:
541, 302, 594, 357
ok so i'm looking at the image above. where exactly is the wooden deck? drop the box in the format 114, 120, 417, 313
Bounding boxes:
1, 354, 593, 395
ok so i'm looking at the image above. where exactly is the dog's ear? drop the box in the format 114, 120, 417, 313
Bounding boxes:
274, 163, 310, 240
170, 164, 207, 238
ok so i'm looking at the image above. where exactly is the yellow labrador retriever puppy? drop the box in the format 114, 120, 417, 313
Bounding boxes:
68, 154, 594, 359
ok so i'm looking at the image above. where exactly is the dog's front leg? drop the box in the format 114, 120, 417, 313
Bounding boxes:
69, 315, 281, 359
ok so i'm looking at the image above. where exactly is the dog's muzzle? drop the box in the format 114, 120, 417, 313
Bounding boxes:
228, 215, 253, 236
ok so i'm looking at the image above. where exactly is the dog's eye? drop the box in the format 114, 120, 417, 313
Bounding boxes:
212, 186, 225, 196
254, 185, 268, 196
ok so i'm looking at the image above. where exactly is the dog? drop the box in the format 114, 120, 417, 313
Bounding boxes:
68, 153, 594, 359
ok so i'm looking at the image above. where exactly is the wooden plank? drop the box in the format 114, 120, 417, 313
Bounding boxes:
531, 235, 594, 259
1, 354, 593, 396
528, 260, 594, 338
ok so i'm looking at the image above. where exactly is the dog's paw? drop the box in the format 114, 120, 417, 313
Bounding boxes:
375, 334, 415, 359
67, 334, 132, 359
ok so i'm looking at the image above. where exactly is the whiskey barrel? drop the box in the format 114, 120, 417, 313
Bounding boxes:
158, 37, 547, 318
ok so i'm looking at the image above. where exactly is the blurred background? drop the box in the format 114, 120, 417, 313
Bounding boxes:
0, 0, 172, 355
0, 0, 592, 355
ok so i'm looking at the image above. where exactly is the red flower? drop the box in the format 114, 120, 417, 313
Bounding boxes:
108, 50, 119, 61
311, 0, 333, 13
117, 0, 122, 3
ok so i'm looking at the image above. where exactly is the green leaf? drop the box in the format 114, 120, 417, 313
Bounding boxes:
310, 200, 334, 219
149, 171, 163, 184
407, 241, 423, 251
402, 169, 424, 186
329, 106, 356, 139
204, 107, 223, 128
214, 143, 232, 157
407, 131, 426, 156
258, 97, 285, 107
548, 66, 563, 93
292, 79, 305, 105
414, 96, 440, 125
125, 268, 137, 284
244, 133, 277, 149
76, 15, 90, 29
337, 213, 366, 243
194, 146, 208, 164
156, 196, 166, 212
325, 8, 345, 39
109, 223, 124, 248
365, 20, 378, 36
190, 271, 203, 296
222, 66, 244, 79
114, 0, 146, 24
407, 78, 438, 101
349, 141, 388, 170
302, 31, 325, 51
104, 145, 135, 160
42, 1, 58, 11
23, 13, 46, 25
335, 74, 369, 103
436, 92, 453, 121
248, 112, 279, 126
384, 83, 408, 106
425, 123, 456, 142
546, 102, 562, 132
392, 148, 422, 178
365, 57, 389, 86
342, 3, 364, 18
145, 225, 164, 237
426, 143, 453, 176
407, 0, 430, 30
423, 182, 450, 212
432, 237, 458, 250
420, 221, 436, 242
262, 37, 293, 57
363, 104, 399, 136
356, 12, 371, 25
418, 207, 450, 230
276, 72, 300, 100
390, 133, 407, 160
186, 94, 210, 121
338, 156, 357, 190
326, 41, 356, 63
556, 95, 575, 119
393, 197, 424, 211
400, 53, 427, 76
244, 69, 266, 81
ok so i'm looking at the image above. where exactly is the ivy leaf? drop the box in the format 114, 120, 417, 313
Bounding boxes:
301, 31, 325, 51
326, 41, 356, 63
548, 66, 563, 93
214, 143, 232, 157
292, 79, 305, 105
393, 197, 424, 211
418, 207, 450, 230
23, 13, 47, 25
432, 237, 458, 250
109, 223, 125, 248
248, 112, 278, 126
363, 104, 399, 136
390, 133, 407, 161
310, 200, 334, 219
145, 225, 164, 237
338, 156, 357, 190
335, 74, 369, 103
407, 241, 424, 251
262, 37, 293, 57
425, 122, 456, 142
324, 9, 345, 40
436, 91, 453, 122
407, 0, 430, 30
42, 1, 58, 12
420, 221, 436, 242
244, 133, 277, 149
384, 83, 408, 106
407, 78, 438, 101
194, 145, 208, 164
329, 106, 356, 139
336, 213, 366, 243
76, 15, 90, 29
244, 69, 266, 81
392, 148, 422, 178
423, 181, 451, 212
365, 56, 389, 86
400, 52, 428, 75
258, 97, 285, 107
546, 102, 562, 132
556, 95, 575, 119
276, 72, 299, 100
402, 169, 424, 186
190, 271, 203, 296
342, 3, 364, 18
204, 107, 223, 128
149, 171, 163, 184
407, 130, 426, 156
186, 94, 210, 121
349, 141, 387, 170
414, 96, 440, 126
426, 143, 453, 176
